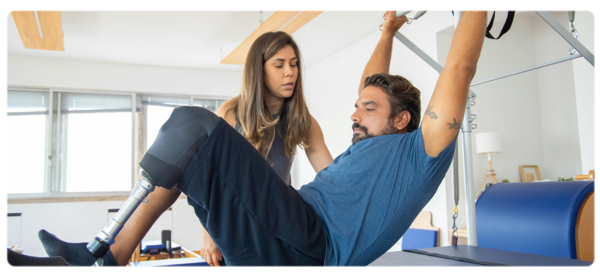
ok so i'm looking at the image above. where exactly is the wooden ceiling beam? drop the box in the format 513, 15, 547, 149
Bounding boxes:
12, 11, 64, 51
221, 11, 323, 65
279, 11, 323, 35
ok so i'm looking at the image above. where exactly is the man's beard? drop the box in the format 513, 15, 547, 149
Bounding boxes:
351, 119, 398, 145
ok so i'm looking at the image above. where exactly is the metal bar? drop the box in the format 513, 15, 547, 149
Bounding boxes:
453, 143, 459, 207
394, 32, 444, 73
44, 89, 53, 193
394, 28, 478, 245
454, 11, 477, 246
471, 54, 583, 87
536, 11, 594, 67
461, 104, 477, 246
131, 93, 137, 191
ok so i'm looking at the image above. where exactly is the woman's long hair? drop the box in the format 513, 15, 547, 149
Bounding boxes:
229, 31, 311, 159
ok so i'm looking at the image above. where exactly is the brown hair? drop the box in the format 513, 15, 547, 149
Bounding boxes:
229, 31, 311, 158
363, 73, 421, 132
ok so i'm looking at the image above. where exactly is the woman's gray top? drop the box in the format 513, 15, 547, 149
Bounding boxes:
234, 112, 294, 185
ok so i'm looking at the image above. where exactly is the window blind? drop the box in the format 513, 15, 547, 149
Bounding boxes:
7, 90, 49, 116
60, 92, 132, 114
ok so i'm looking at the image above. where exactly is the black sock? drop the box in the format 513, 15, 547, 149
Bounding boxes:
4, 247, 74, 269
38, 229, 102, 266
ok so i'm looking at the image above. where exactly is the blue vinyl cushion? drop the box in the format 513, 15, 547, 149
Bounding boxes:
402, 228, 438, 250
476, 181, 594, 259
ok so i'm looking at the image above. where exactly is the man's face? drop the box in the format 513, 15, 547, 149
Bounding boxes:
351, 86, 398, 145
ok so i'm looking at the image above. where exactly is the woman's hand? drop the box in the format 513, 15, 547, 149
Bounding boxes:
199, 228, 223, 266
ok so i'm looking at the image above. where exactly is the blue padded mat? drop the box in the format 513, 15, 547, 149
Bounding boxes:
369, 245, 592, 266
130, 257, 209, 267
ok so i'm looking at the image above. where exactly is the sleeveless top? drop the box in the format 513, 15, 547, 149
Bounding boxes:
234, 111, 294, 185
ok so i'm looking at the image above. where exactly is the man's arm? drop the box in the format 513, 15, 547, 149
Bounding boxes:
421, 12, 487, 157
358, 11, 407, 95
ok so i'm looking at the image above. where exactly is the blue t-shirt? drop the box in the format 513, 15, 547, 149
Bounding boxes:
297, 127, 456, 266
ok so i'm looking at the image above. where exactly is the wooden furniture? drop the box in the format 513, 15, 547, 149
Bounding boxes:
476, 181, 593, 261
447, 228, 468, 245
475, 158, 498, 200
575, 192, 594, 261
130, 244, 201, 264
519, 165, 542, 182
405, 211, 440, 247
575, 170, 595, 181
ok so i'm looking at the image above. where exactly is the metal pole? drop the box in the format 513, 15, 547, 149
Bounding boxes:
536, 11, 594, 67
393, 24, 478, 245
471, 54, 583, 87
461, 95, 477, 246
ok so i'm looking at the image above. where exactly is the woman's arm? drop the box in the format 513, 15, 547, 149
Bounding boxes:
197, 98, 237, 266
304, 115, 333, 173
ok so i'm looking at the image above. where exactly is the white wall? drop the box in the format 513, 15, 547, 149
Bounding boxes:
533, 12, 584, 180
8, 55, 242, 97
569, 12, 595, 174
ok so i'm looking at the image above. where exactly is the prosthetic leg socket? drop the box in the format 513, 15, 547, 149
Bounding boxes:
84, 107, 217, 259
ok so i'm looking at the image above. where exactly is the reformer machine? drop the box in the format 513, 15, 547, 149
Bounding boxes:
383, 11, 594, 249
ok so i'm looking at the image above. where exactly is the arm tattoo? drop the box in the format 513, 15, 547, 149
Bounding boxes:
447, 118, 461, 130
425, 106, 438, 120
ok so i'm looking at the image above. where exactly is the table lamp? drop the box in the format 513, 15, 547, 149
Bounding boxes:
475, 132, 502, 199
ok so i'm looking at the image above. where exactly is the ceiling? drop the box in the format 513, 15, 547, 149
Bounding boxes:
7, 11, 386, 72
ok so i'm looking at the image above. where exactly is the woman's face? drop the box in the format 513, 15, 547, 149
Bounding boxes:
263, 45, 298, 100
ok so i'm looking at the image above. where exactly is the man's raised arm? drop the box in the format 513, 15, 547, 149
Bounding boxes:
421, 12, 487, 157
358, 11, 407, 95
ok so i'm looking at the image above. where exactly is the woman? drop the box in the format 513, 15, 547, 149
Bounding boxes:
199, 31, 333, 266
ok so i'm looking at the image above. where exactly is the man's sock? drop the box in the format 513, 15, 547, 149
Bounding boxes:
38, 229, 118, 266
4, 247, 74, 269
95, 250, 118, 266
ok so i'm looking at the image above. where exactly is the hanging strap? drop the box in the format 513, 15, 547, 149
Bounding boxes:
452, 11, 515, 40
404, 249, 507, 266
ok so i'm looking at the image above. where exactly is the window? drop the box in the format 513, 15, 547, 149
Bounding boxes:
6, 90, 49, 194
6, 88, 229, 195
142, 95, 190, 150
59, 92, 133, 192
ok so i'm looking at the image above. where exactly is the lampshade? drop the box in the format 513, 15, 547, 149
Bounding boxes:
476, 132, 503, 154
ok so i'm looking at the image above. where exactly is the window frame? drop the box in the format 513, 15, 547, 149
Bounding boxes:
7, 85, 230, 201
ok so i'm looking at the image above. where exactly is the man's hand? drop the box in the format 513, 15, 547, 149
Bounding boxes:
358, 11, 408, 94
381, 11, 408, 36
199, 231, 222, 266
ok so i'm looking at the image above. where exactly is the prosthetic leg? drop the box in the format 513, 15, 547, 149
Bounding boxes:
86, 106, 220, 259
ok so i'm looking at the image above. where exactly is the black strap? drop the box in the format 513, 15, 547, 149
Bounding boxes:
404, 249, 507, 266
452, 11, 515, 40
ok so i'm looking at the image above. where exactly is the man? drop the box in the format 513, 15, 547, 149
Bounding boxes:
39, 11, 487, 266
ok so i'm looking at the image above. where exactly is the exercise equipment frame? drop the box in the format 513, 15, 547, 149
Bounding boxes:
392, 11, 594, 246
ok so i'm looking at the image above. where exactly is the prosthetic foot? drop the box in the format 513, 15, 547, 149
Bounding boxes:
39, 229, 118, 266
